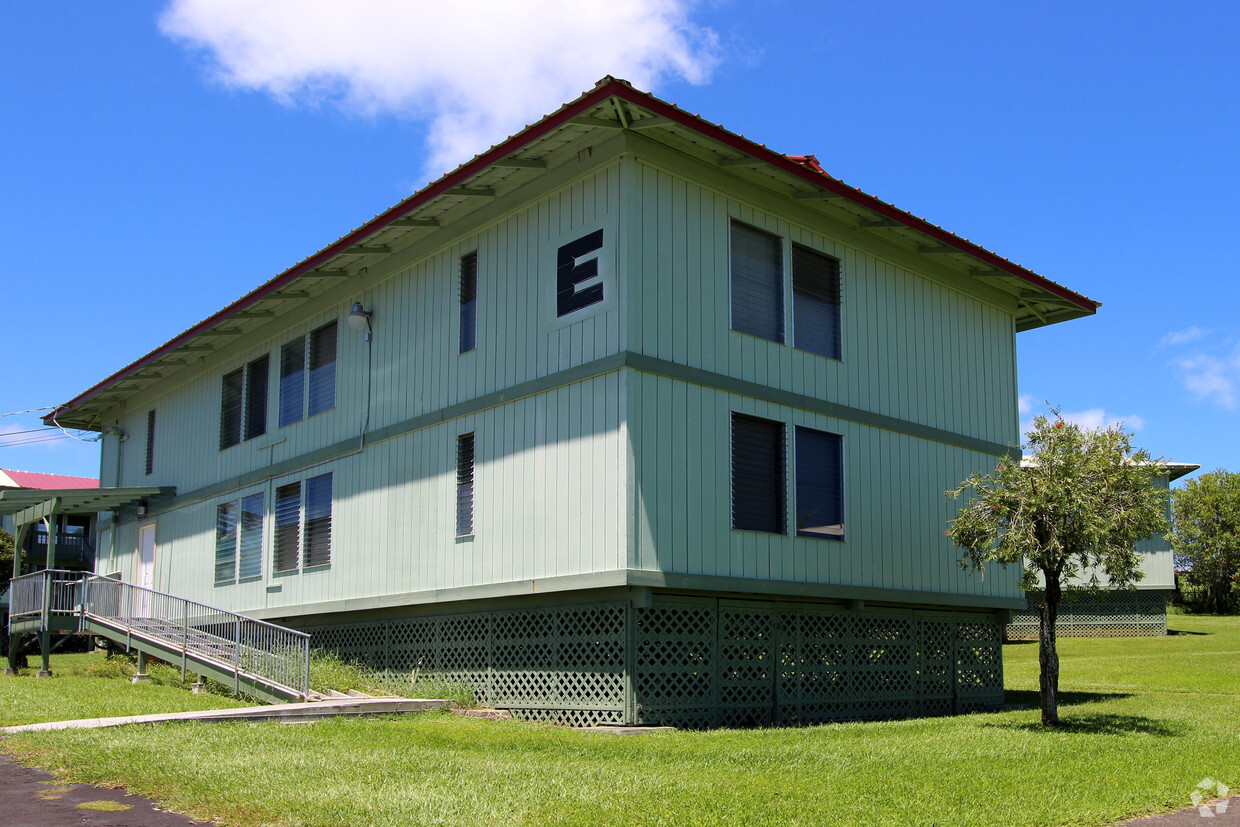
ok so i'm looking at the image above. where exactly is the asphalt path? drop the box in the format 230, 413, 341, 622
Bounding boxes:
0, 752, 205, 826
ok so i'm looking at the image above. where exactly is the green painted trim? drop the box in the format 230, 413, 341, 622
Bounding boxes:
624, 353, 1017, 458
244, 568, 1021, 622
627, 570, 1026, 610
156, 350, 1011, 515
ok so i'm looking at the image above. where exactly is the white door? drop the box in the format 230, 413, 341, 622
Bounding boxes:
135, 522, 156, 617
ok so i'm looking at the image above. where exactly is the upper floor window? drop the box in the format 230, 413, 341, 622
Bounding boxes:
730, 220, 844, 359
279, 321, 338, 428
219, 354, 269, 450
730, 221, 784, 343
792, 244, 842, 360
460, 251, 478, 353
144, 409, 156, 475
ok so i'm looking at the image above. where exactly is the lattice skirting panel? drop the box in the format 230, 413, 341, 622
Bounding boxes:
1006, 590, 1169, 639
308, 602, 628, 727
633, 600, 1004, 729
305, 595, 1004, 728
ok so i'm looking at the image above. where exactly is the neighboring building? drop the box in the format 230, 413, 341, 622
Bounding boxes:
40, 78, 1098, 726
1, 469, 100, 621
0, 469, 100, 573
1007, 462, 1199, 638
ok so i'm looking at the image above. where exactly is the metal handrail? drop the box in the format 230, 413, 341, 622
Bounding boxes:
7, 570, 310, 699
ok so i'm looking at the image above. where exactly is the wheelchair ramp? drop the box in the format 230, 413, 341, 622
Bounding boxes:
8, 570, 311, 703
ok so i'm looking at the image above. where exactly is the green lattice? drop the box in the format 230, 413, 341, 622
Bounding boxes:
1007, 590, 1169, 639
309, 596, 1004, 728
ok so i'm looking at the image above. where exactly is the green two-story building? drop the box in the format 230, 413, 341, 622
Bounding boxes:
45, 78, 1097, 727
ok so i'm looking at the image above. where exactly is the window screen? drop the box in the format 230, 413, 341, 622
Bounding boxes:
244, 355, 269, 440
279, 338, 306, 427
795, 426, 844, 540
274, 481, 302, 573
793, 244, 842, 360
731, 413, 786, 533
304, 473, 333, 568
307, 322, 337, 416
214, 500, 239, 583
219, 369, 243, 449
238, 492, 265, 578
730, 221, 784, 343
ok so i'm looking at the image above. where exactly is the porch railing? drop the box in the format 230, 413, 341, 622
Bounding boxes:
7, 569, 310, 700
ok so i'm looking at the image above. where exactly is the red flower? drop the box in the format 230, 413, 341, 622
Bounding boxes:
1055, 421, 1064, 428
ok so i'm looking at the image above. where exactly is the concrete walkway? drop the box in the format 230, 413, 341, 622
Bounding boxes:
2, 696, 451, 734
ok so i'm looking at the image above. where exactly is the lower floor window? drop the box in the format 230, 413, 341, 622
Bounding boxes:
214, 492, 264, 583
730, 412, 844, 540
274, 472, 334, 573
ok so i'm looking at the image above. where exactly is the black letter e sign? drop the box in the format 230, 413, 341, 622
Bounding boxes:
556, 229, 604, 317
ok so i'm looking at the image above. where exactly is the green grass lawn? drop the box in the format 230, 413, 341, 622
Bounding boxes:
3, 614, 1237, 826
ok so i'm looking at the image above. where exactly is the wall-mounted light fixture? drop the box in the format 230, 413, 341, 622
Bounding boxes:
348, 301, 374, 341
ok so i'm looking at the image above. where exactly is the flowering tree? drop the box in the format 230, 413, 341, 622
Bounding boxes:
946, 412, 1168, 726
1171, 469, 1240, 613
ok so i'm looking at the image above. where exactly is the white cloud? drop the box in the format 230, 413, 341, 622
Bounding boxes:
1159, 327, 1206, 348
1017, 394, 1032, 415
159, 0, 720, 175
1175, 348, 1240, 409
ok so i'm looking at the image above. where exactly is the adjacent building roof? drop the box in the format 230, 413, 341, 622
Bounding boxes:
0, 469, 99, 490
48, 77, 1099, 432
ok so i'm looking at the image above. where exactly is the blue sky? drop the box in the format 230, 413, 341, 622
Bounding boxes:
2, 1, 1236, 485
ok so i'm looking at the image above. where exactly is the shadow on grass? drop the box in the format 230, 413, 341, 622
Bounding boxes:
1168, 629, 1209, 636
1003, 689, 1134, 708
984, 713, 1187, 737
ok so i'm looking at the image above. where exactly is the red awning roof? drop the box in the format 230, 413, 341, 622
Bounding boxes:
0, 469, 100, 490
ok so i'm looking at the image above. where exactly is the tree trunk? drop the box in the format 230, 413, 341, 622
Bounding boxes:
1038, 578, 1061, 726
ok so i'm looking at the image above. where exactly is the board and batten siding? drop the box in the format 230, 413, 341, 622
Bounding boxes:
624, 159, 1019, 450
626, 370, 1022, 600
104, 373, 627, 614
107, 160, 625, 497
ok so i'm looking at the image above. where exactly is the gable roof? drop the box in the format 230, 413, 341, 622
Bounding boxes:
0, 469, 99, 490
49, 77, 1098, 432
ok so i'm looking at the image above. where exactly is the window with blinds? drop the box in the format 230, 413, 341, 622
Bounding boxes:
307, 322, 337, 417
794, 426, 844, 540
274, 481, 302, 573
144, 409, 156, 476
272, 473, 334, 573
214, 500, 238, 583
730, 220, 784, 343
219, 355, 269, 450
215, 492, 266, 583
219, 368, 244, 449
456, 432, 475, 536
304, 473, 333, 568
460, 251, 478, 353
792, 244, 842, 360
730, 413, 786, 534
279, 337, 306, 427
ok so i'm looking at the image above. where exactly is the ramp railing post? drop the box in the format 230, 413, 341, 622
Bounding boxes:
182, 601, 189, 681
234, 617, 241, 696
304, 636, 311, 700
